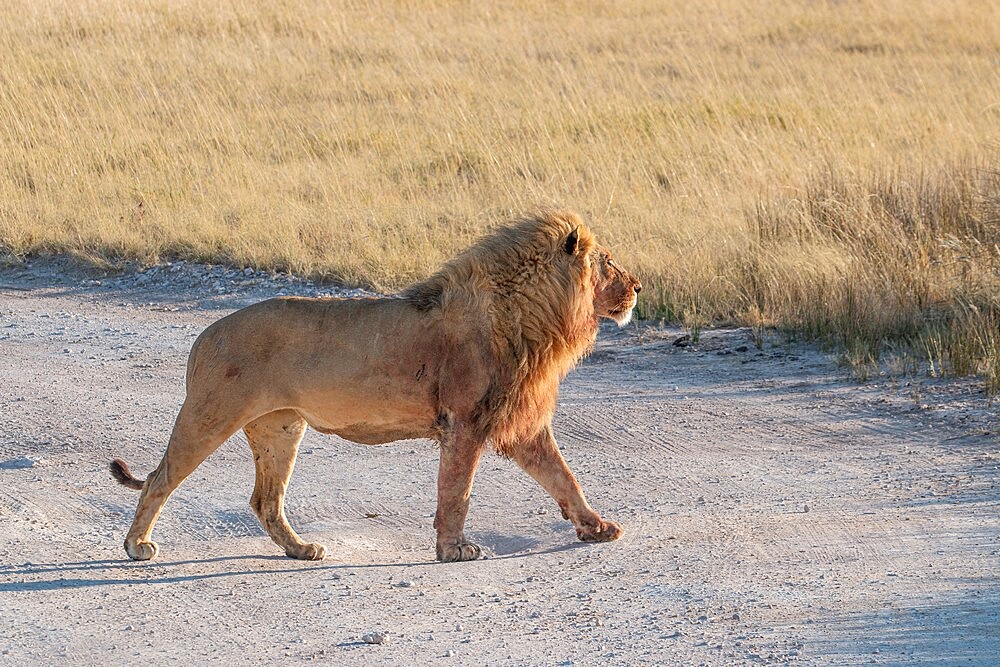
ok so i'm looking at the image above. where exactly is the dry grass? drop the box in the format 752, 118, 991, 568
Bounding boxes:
749, 161, 1000, 392
1, 0, 998, 388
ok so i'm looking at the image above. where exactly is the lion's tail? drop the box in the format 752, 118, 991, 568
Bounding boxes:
109, 458, 146, 491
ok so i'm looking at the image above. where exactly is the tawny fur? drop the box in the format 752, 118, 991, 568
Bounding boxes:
404, 211, 601, 453
111, 209, 641, 563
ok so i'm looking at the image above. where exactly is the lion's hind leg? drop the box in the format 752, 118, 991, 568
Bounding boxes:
244, 410, 325, 561
124, 399, 249, 561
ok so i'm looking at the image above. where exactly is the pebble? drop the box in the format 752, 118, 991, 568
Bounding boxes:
361, 632, 388, 645
395, 580, 414, 588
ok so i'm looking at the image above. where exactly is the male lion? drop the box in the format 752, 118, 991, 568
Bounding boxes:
110, 210, 641, 562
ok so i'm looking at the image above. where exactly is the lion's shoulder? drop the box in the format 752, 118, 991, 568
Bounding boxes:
401, 281, 444, 312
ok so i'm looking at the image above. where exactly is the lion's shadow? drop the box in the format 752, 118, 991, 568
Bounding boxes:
0, 540, 589, 592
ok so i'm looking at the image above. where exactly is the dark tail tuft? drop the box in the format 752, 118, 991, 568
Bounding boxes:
110, 458, 145, 490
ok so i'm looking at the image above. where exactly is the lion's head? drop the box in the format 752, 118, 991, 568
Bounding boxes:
591, 245, 642, 326
404, 209, 640, 451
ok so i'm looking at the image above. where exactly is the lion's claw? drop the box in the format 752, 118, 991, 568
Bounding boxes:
125, 540, 159, 561
436, 541, 482, 562
577, 519, 624, 543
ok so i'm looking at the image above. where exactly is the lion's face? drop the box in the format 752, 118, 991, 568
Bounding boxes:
591, 248, 641, 326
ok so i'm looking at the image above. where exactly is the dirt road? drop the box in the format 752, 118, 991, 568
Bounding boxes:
1, 261, 997, 665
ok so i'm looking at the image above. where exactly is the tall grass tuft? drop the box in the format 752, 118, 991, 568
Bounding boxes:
748, 160, 1000, 393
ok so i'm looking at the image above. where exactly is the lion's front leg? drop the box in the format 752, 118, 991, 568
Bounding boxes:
511, 425, 623, 543
434, 430, 486, 562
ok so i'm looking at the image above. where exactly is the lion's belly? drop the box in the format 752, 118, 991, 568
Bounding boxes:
297, 403, 436, 445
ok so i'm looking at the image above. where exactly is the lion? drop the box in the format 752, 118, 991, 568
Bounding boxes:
110, 209, 641, 562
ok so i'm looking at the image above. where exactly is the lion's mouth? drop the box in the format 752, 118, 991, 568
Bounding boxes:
611, 305, 635, 327
609, 292, 639, 327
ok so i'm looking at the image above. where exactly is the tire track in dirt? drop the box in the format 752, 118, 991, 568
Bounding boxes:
567, 352, 963, 648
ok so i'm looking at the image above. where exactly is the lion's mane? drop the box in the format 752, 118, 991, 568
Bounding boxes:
403, 210, 599, 455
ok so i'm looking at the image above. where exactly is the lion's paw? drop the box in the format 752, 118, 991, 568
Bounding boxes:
125, 540, 159, 561
286, 542, 327, 561
577, 519, 624, 543
436, 541, 482, 563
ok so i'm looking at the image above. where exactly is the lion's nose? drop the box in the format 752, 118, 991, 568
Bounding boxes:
634, 283, 642, 294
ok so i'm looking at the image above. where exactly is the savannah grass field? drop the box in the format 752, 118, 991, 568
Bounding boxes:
1, 0, 998, 388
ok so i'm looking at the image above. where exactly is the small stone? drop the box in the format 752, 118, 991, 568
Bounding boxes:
445, 650, 455, 657
395, 580, 414, 588
361, 632, 387, 645
455, 623, 464, 631
63, 348, 71, 353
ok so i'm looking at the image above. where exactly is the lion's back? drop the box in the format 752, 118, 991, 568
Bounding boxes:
185, 296, 444, 393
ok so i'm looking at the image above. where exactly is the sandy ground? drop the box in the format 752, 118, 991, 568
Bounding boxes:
0, 260, 997, 666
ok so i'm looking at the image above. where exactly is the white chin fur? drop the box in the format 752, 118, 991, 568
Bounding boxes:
613, 308, 634, 327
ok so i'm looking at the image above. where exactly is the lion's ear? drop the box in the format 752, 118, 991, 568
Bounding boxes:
564, 226, 581, 255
